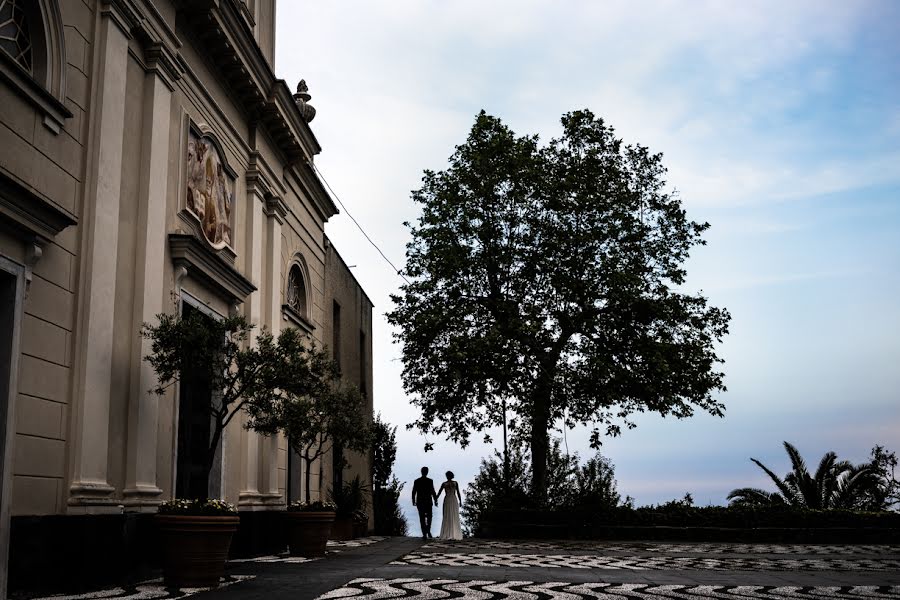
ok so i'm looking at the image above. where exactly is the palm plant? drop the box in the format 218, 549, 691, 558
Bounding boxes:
728, 441, 874, 509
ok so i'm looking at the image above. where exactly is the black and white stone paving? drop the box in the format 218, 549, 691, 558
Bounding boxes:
315, 578, 900, 600
229, 554, 319, 564
32, 576, 254, 600
422, 540, 900, 556
227, 537, 390, 564
29, 538, 900, 600
392, 551, 900, 572
327, 536, 388, 549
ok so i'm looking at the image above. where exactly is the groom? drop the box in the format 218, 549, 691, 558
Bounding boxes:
411, 466, 438, 539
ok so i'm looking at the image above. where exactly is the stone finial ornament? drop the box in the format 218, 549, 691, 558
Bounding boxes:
293, 79, 316, 123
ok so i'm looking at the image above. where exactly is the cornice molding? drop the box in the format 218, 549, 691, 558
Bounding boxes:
178, 0, 322, 164
290, 160, 338, 222
0, 170, 77, 245
168, 233, 256, 304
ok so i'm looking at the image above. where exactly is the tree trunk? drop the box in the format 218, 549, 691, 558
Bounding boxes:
201, 426, 224, 503
528, 336, 569, 504
529, 391, 552, 503
304, 454, 313, 502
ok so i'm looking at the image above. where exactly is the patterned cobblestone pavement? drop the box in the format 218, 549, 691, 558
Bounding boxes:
32, 537, 900, 600
390, 550, 900, 571
420, 540, 900, 555
318, 578, 900, 600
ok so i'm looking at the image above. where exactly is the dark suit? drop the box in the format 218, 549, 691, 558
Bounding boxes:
411, 476, 438, 537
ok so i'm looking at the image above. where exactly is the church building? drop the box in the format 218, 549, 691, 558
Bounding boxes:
0, 0, 373, 594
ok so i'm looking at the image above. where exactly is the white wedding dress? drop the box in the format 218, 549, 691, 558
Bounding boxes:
439, 480, 463, 540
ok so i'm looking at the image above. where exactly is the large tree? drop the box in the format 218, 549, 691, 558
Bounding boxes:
389, 110, 730, 500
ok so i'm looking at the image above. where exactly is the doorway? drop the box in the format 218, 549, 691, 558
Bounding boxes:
174, 302, 214, 499
0, 258, 24, 599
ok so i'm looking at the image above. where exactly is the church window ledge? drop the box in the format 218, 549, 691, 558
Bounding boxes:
0, 0, 71, 134
0, 36, 70, 134
168, 233, 256, 306
282, 303, 315, 335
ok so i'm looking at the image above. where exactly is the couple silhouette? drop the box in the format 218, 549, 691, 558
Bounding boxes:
411, 466, 462, 540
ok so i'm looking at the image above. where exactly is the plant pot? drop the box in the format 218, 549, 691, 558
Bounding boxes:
285, 511, 335, 557
330, 516, 355, 540
353, 520, 368, 538
155, 514, 239, 588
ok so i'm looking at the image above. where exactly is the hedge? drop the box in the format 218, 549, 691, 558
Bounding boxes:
477, 505, 900, 542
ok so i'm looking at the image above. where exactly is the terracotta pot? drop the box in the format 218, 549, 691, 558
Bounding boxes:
284, 511, 335, 557
155, 514, 239, 588
353, 520, 368, 538
330, 516, 355, 540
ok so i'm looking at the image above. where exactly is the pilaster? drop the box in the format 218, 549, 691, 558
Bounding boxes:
261, 195, 287, 502
67, 10, 131, 507
239, 181, 266, 504
123, 64, 172, 504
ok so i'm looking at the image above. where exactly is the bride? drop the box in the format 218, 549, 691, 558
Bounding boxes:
436, 471, 463, 540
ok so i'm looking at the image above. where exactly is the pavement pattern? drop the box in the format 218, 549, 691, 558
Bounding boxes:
31, 538, 900, 600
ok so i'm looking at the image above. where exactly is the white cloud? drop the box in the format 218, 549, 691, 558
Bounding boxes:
275, 1, 900, 504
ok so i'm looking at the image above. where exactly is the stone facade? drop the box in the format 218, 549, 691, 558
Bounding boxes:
0, 0, 374, 595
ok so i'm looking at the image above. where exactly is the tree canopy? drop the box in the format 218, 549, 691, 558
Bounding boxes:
728, 441, 898, 511
388, 109, 730, 499
246, 346, 372, 503
142, 312, 332, 501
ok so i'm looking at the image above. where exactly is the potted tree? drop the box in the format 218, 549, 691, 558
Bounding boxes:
329, 475, 370, 540
246, 369, 373, 556
143, 310, 331, 586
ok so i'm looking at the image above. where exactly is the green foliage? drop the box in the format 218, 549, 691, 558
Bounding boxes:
571, 453, 623, 510
328, 475, 370, 518
461, 440, 622, 534
727, 441, 895, 511
143, 309, 367, 504
373, 477, 409, 536
461, 446, 534, 536
389, 109, 730, 500
142, 311, 308, 501
858, 445, 900, 511
250, 377, 372, 503
371, 415, 409, 535
372, 414, 398, 491
481, 504, 900, 536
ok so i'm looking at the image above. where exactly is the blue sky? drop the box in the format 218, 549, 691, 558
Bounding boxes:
275, 1, 900, 525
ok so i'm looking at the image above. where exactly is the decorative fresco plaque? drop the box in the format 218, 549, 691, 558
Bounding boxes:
186, 131, 234, 248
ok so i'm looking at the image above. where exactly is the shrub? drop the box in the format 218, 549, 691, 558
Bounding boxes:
461, 439, 622, 534
329, 475, 370, 518
371, 415, 409, 535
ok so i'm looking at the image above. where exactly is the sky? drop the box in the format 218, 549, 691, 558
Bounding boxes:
275, 1, 900, 530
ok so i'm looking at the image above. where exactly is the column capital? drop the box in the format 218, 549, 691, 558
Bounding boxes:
264, 196, 288, 224
100, 0, 140, 39
246, 167, 271, 200
142, 42, 183, 91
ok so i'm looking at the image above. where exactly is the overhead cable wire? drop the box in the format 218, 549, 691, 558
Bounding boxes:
309, 160, 410, 285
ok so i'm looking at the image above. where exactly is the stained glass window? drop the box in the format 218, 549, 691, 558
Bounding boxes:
287, 265, 307, 316
0, 0, 32, 73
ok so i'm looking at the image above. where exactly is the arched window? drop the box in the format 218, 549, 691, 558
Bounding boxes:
286, 264, 307, 317
0, 0, 69, 132
0, 0, 32, 73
